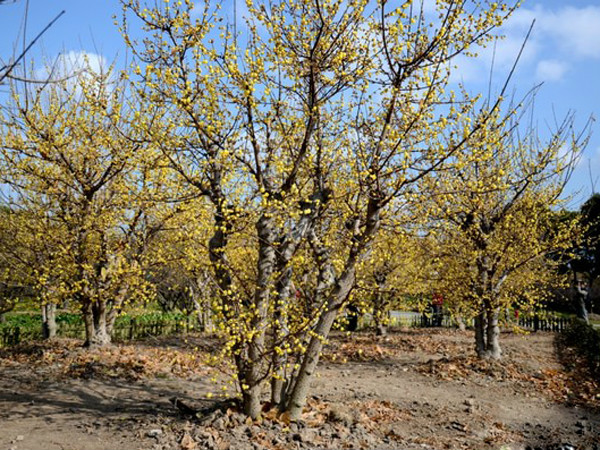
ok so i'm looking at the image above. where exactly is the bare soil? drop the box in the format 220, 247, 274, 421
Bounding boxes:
0, 329, 598, 450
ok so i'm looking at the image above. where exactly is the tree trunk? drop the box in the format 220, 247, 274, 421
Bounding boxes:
41, 303, 57, 339
285, 197, 381, 420
285, 267, 356, 420
0, 313, 5, 323
277, 229, 337, 411
575, 293, 589, 323
285, 304, 339, 420
270, 192, 323, 407
485, 305, 501, 359
82, 300, 111, 347
573, 271, 590, 323
373, 306, 387, 336
271, 264, 293, 406
241, 213, 276, 419
474, 311, 486, 358
197, 300, 214, 333
373, 286, 387, 336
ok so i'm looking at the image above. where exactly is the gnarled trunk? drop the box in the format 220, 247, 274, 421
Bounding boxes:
270, 269, 291, 406
82, 300, 112, 347
373, 275, 388, 336
196, 299, 214, 333
455, 316, 467, 331
474, 303, 502, 359
373, 305, 387, 336
270, 191, 325, 407
573, 271, 591, 323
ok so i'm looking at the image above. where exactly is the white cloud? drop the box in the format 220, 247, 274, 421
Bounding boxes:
505, 4, 600, 61
535, 59, 569, 82
446, 4, 600, 90
30, 51, 115, 101
533, 6, 600, 59
36, 51, 108, 81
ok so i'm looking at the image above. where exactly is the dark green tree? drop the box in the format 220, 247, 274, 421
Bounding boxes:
571, 194, 600, 321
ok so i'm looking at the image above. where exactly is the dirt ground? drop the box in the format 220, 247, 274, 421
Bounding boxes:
0, 329, 598, 450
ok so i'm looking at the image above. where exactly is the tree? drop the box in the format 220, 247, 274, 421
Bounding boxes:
122, 0, 521, 418
0, 64, 174, 346
355, 225, 429, 336
0, 205, 67, 336
566, 194, 600, 322
147, 197, 218, 332
0, 207, 36, 323
422, 99, 586, 359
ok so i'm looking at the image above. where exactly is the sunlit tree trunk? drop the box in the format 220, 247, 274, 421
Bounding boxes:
82, 300, 111, 347
41, 303, 57, 339
241, 213, 276, 419
485, 304, 501, 359
285, 269, 355, 420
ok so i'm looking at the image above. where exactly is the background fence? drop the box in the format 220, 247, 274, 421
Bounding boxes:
0, 313, 199, 348
517, 316, 571, 332
413, 313, 571, 332
1, 311, 574, 348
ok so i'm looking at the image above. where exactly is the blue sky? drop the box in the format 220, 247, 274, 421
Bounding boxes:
1, 0, 599, 209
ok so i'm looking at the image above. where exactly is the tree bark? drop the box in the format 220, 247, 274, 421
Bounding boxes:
373, 303, 387, 336
196, 299, 214, 333
270, 191, 324, 406
485, 305, 501, 359
82, 300, 111, 347
284, 270, 355, 420
271, 256, 294, 406
474, 311, 486, 358
375, 321, 387, 336
575, 290, 590, 323
241, 213, 276, 419
41, 303, 57, 339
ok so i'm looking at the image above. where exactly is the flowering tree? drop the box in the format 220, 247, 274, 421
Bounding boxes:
422, 100, 586, 359
121, 0, 520, 418
0, 66, 176, 346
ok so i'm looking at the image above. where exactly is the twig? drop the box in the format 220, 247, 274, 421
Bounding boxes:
0, 9, 66, 84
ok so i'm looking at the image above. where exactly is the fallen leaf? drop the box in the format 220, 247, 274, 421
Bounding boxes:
180, 432, 196, 450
